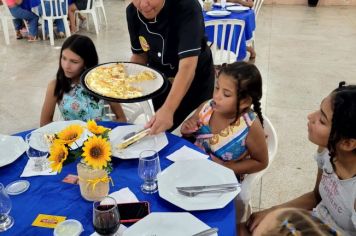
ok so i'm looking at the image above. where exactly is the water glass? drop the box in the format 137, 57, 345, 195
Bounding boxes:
221, 0, 226, 10
138, 150, 161, 194
93, 196, 120, 236
0, 183, 14, 232
25, 132, 49, 171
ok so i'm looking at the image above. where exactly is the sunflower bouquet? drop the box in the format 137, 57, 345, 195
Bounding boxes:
48, 120, 112, 173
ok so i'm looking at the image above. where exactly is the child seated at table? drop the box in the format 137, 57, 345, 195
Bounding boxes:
240, 208, 341, 235
181, 61, 268, 181
40, 34, 126, 126
246, 82, 356, 236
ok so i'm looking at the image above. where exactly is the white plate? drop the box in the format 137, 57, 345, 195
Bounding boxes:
109, 125, 168, 159
123, 212, 217, 236
0, 134, 27, 167
32, 120, 91, 152
213, 2, 236, 7
226, 5, 250, 12
206, 10, 231, 18
6, 180, 30, 195
157, 159, 240, 211
84, 62, 164, 100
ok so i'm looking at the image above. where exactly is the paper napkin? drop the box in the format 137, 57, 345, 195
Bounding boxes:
107, 187, 139, 204
90, 224, 127, 236
20, 159, 57, 177
166, 145, 209, 162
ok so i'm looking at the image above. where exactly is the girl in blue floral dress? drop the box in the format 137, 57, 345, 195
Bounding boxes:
40, 35, 126, 126
181, 62, 268, 180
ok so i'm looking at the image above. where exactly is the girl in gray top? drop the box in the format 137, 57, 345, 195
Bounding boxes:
246, 82, 356, 236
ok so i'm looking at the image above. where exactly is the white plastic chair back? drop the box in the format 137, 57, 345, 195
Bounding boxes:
252, 0, 264, 20
75, 0, 99, 34
237, 115, 278, 220
0, 0, 15, 45
205, 19, 245, 65
94, 0, 107, 25
104, 101, 154, 125
40, 0, 71, 45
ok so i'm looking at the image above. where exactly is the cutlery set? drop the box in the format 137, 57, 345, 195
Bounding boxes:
176, 183, 239, 197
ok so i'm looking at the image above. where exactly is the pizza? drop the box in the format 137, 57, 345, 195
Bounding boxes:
85, 63, 156, 99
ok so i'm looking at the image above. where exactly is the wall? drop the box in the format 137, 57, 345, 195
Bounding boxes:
264, 0, 356, 5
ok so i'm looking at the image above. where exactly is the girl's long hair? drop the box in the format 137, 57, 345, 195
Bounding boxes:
54, 35, 98, 100
218, 62, 263, 126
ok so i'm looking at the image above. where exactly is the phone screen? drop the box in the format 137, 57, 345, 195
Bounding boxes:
117, 202, 150, 223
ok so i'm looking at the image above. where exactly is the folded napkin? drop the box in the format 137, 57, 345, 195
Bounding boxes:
166, 145, 209, 162
90, 224, 127, 236
20, 159, 57, 177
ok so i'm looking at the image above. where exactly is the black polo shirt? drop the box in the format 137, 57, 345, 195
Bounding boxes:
126, 0, 212, 80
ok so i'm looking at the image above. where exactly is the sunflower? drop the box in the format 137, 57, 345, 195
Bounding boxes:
48, 141, 68, 173
57, 124, 84, 145
87, 120, 109, 135
82, 135, 111, 169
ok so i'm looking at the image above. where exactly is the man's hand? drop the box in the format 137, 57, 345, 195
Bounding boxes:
145, 106, 174, 135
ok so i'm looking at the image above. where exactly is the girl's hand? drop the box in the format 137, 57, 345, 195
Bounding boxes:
180, 117, 199, 135
210, 153, 224, 164
246, 208, 274, 232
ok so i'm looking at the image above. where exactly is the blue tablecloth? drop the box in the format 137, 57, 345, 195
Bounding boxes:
0, 122, 236, 236
204, 7, 256, 61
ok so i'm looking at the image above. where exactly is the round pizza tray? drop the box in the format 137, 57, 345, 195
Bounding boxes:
80, 62, 168, 103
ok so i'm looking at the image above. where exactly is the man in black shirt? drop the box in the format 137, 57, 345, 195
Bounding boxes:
126, 0, 215, 134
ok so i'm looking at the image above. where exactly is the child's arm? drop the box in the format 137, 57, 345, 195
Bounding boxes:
180, 103, 205, 136
229, 0, 254, 8
218, 118, 268, 174
247, 168, 322, 232
40, 80, 57, 127
109, 102, 127, 123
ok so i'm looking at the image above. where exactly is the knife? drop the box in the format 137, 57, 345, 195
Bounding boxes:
176, 183, 240, 191
192, 227, 218, 236
116, 128, 150, 149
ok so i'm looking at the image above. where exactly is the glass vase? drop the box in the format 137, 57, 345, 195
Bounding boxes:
77, 162, 110, 201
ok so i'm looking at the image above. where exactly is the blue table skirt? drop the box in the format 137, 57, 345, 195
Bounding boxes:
204, 7, 256, 61
0, 122, 236, 236
21, 0, 73, 11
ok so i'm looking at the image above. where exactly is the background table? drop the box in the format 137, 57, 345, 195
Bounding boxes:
204, 7, 256, 61
0, 122, 236, 236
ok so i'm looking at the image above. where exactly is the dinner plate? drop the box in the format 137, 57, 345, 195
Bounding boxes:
213, 2, 236, 7
123, 212, 217, 236
81, 62, 167, 103
109, 125, 168, 159
0, 134, 27, 167
32, 120, 91, 152
226, 5, 250, 12
206, 10, 231, 18
157, 159, 240, 211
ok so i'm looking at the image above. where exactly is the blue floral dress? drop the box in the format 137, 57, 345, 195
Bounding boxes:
58, 84, 110, 122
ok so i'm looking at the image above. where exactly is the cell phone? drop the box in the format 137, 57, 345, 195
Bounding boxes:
117, 201, 150, 223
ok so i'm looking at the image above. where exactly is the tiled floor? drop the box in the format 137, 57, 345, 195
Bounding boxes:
1, 2, 356, 210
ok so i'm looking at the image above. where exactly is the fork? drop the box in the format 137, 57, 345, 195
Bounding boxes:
177, 187, 237, 197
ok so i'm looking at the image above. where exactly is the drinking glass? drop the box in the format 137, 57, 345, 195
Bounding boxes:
0, 183, 14, 232
25, 132, 49, 171
93, 196, 120, 236
221, 0, 226, 10
138, 150, 161, 194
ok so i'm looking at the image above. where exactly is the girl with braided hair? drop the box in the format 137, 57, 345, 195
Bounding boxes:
181, 61, 268, 180
246, 82, 356, 236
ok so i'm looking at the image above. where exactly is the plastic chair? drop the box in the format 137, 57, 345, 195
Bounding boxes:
40, 0, 71, 46
237, 115, 278, 222
252, 0, 264, 20
94, 0, 107, 25
104, 101, 154, 124
205, 19, 245, 65
75, 0, 99, 34
0, 0, 17, 45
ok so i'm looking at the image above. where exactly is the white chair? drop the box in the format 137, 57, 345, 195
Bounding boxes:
205, 19, 246, 65
104, 101, 155, 124
0, 1, 16, 45
252, 0, 264, 20
237, 115, 278, 222
94, 0, 107, 25
40, 0, 71, 46
75, 0, 99, 35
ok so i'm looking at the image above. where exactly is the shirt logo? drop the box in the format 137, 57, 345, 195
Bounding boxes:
139, 36, 150, 52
